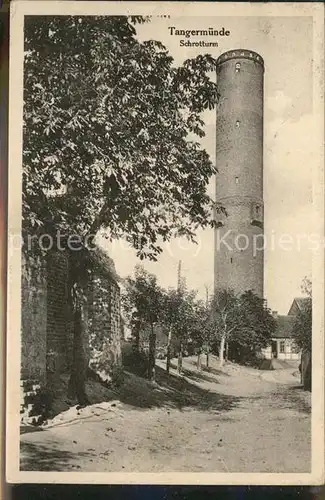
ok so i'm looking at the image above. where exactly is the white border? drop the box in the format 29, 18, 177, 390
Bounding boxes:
6, 1, 325, 485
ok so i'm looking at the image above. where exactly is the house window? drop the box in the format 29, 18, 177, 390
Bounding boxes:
279, 341, 285, 353
235, 62, 241, 73
256, 205, 260, 215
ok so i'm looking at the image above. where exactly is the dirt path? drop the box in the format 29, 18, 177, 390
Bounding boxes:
20, 356, 311, 473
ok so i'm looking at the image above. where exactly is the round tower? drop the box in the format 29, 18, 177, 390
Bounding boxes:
214, 49, 264, 297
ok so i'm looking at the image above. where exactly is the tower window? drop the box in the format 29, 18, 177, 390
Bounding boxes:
235, 176, 239, 184
230, 257, 233, 264
251, 202, 263, 228
235, 62, 241, 73
236, 120, 240, 128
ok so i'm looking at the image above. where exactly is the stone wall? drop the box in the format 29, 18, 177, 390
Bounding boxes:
21, 252, 47, 384
21, 247, 121, 421
89, 274, 122, 375
46, 251, 74, 377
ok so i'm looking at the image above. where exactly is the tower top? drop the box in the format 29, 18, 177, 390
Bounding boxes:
216, 49, 264, 69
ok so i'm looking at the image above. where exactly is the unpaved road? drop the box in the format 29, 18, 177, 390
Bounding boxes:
20, 357, 311, 473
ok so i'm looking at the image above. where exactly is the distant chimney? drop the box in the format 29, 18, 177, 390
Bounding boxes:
272, 311, 278, 318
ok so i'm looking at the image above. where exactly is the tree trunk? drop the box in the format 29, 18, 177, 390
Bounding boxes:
197, 351, 202, 371
177, 341, 183, 374
206, 349, 209, 368
166, 326, 172, 374
301, 350, 312, 391
147, 322, 156, 381
67, 251, 90, 406
68, 296, 90, 406
219, 334, 226, 368
225, 342, 229, 363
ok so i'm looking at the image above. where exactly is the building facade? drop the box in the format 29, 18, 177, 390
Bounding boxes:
261, 314, 300, 360
214, 49, 264, 297
261, 299, 307, 361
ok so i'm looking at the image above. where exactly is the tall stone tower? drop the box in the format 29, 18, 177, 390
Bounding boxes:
214, 49, 264, 297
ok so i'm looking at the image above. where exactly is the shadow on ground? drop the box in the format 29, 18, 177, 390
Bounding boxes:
168, 363, 223, 385
116, 366, 241, 412
25, 360, 242, 431
20, 441, 95, 471
44, 373, 117, 420
188, 360, 230, 378
277, 387, 311, 415
20, 426, 44, 436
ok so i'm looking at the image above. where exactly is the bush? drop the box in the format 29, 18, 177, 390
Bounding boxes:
228, 342, 262, 368
110, 365, 125, 388
121, 342, 148, 377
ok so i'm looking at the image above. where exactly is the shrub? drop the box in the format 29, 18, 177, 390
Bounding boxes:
121, 342, 148, 377
110, 365, 125, 388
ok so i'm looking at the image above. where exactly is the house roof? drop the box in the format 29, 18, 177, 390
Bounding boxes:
272, 315, 295, 339
293, 297, 310, 311
288, 297, 310, 315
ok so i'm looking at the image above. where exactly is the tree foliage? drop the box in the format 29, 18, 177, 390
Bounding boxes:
235, 291, 276, 352
189, 298, 216, 369
24, 15, 219, 257
300, 277, 312, 298
123, 264, 164, 330
23, 15, 220, 399
211, 289, 276, 366
122, 265, 164, 380
162, 286, 197, 344
293, 277, 312, 353
190, 299, 215, 349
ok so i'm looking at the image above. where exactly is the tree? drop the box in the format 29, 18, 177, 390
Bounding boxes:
23, 16, 219, 402
301, 277, 312, 298
175, 289, 198, 374
211, 289, 239, 368
122, 278, 144, 354
292, 277, 312, 391
191, 299, 215, 370
23, 16, 219, 247
161, 288, 181, 374
211, 289, 276, 367
162, 286, 197, 374
293, 277, 312, 353
123, 265, 164, 381
231, 291, 276, 363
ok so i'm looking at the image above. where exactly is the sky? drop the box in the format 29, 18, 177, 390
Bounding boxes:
98, 15, 315, 314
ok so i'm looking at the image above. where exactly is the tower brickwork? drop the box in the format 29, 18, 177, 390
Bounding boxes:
214, 49, 264, 297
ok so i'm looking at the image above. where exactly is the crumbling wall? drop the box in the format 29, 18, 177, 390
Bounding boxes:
46, 250, 74, 378
21, 247, 122, 422
89, 274, 122, 378
21, 252, 47, 384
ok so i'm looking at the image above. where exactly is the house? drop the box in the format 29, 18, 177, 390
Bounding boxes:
261, 298, 308, 360
262, 313, 300, 360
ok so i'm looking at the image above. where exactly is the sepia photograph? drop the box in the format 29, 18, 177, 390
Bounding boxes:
6, 1, 324, 484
